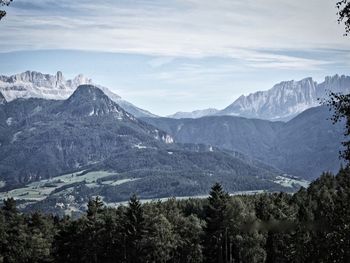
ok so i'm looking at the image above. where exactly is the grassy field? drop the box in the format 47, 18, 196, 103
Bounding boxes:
273, 175, 309, 188
0, 170, 121, 201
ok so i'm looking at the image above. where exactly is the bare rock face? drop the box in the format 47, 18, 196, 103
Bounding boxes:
0, 71, 91, 101
219, 75, 350, 121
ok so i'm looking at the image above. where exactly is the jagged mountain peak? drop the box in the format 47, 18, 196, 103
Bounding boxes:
324, 74, 341, 82
218, 74, 350, 121
6, 70, 89, 89
318, 74, 350, 94
13, 70, 54, 82
271, 77, 315, 91
68, 73, 93, 88
0, 70, 91, 101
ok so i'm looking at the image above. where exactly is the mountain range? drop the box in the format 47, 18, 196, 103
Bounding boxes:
168, 75, 350, 121
2, 72, 349, 122
0, 71, 156, 118
168, 108, 219, 119
0, 84, 296, 214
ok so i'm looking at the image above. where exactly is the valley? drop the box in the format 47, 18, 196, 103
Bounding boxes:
0, 168, 307, 216
0, 71, 347, 214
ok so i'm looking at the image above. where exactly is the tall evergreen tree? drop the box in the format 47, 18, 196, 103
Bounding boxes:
204, 183, 230, 263
124, 194, 145, 263
87, 196, 104, 219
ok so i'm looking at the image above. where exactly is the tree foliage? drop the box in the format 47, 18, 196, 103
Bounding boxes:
337, 0, 350, 35
1, 173, 350, 262
325, 92, 350, 164
0, 0, 12, 21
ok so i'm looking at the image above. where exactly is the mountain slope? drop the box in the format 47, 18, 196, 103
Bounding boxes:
143, 106, 344, 179
218, 75, 350, 121
143, 116, 283, 161
0, 71, 156, 118
0, 92, 6, 105
272, 106, 344, 178
0, 85, 170, 186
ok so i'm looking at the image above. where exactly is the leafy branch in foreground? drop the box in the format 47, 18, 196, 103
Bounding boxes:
0, 0, 13, 21
337, 0, 350, 35
325, 92, 350, 164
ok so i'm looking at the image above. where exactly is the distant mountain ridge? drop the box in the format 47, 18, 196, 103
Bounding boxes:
0, 71, 157, 118
166, 75, 350, 121
168, 108, 219, 119
219, 74, 350, 121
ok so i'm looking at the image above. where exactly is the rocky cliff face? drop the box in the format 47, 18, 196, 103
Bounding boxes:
218, 75, 350, 121
0, 71, 92, 101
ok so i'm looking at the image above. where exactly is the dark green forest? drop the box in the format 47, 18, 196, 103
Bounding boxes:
1, 167, 350, 263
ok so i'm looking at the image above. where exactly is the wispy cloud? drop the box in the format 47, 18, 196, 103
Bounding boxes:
1, 0, 349, 58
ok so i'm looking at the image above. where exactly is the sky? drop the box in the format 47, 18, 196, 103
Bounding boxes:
0, 0, 349, 116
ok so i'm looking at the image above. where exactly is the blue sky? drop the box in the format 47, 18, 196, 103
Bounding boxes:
0, 0, 349, 115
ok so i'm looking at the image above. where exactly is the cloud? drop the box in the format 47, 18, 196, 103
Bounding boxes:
2, 0, 349, 58
148, 57, 175, 68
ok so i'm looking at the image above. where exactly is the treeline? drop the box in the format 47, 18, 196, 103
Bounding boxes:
1, 168, 350, 263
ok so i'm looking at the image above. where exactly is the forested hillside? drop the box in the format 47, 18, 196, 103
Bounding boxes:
143, 106, 344, 179
1, 167, 349, 262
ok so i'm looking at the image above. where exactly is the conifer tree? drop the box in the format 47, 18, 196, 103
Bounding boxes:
204, 183, 230, 263
87, 196, 104, 219
124, 194, 145, 263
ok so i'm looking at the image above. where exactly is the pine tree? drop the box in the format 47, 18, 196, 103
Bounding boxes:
204, 183, 230, 263
124, 194, 145, 263
1, 198, 29, 263
87, 196, 104, 219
